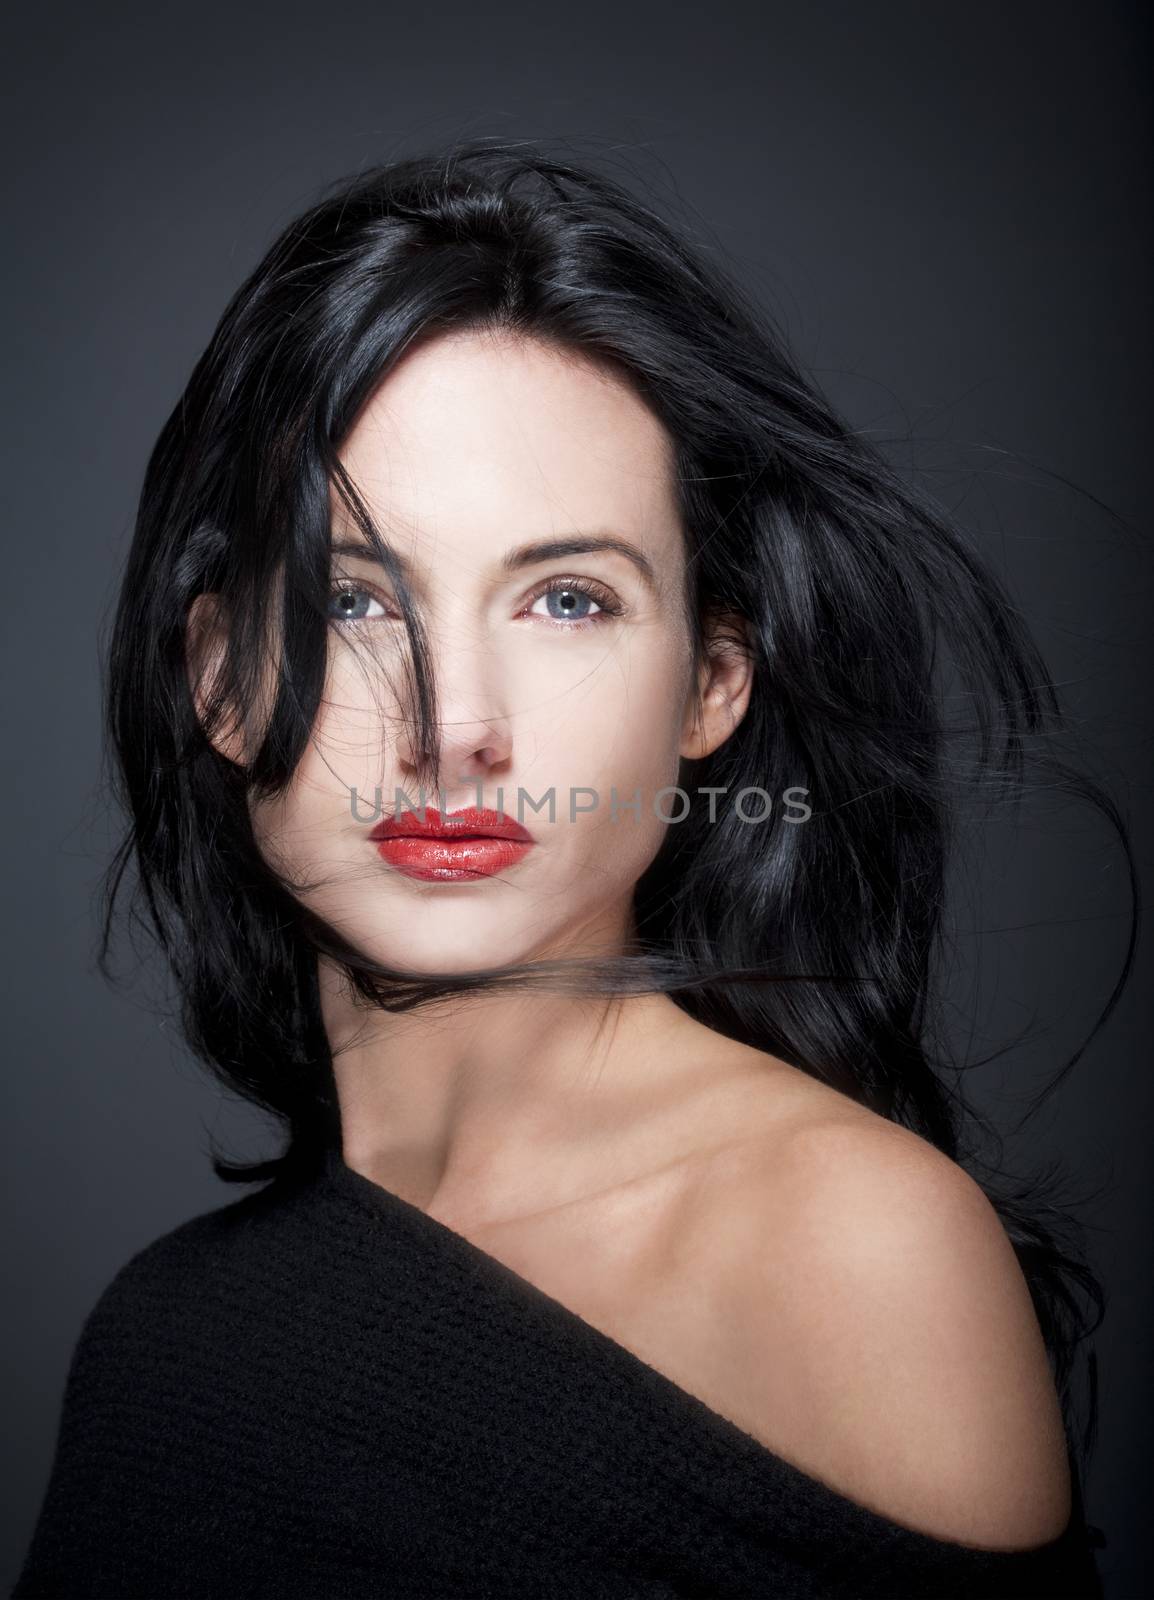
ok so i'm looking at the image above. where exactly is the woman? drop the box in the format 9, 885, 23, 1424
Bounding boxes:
14, 138, 1124, 1598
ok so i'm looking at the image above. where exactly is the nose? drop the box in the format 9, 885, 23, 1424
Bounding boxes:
392, 634, 513, 796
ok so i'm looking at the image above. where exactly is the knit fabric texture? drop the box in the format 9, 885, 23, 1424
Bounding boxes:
13, 1148, 1105, 1599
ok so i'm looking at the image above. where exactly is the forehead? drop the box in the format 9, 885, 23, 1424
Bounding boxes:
333, 330, 683, 561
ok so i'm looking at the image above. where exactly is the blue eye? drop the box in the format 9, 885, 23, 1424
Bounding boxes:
525, 578, 623, 625
329, 576, 624, 627
329, 585, 386, 622
531, 587, 601, 622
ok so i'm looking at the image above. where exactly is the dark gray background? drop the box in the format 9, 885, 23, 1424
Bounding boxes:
3, 0, 1150, 1592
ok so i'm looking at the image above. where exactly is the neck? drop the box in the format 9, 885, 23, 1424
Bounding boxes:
319, 951, 707, 1230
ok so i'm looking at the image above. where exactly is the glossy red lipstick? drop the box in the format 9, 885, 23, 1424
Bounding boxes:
369, 806, 535, 882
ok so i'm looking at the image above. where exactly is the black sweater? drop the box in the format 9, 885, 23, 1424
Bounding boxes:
14, 1148, 1105, 1599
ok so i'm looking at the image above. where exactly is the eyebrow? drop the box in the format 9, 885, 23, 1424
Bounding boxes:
329, 533, 658, 590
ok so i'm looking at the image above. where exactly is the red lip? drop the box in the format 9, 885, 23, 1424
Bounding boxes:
369, 806, 534, 843
369, 806, 535, 882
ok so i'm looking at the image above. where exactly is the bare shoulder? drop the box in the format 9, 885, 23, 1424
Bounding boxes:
692, 1103, 1073, 1551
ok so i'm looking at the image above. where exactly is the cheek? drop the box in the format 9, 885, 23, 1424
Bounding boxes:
315, 642, 402, 756
523, 639, 691, 853
249, 652, 401, 857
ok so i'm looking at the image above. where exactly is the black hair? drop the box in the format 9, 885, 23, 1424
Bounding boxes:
100, 136, 1136, 1489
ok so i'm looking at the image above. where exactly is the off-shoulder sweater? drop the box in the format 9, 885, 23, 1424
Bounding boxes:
13, 1148, 1105, 1598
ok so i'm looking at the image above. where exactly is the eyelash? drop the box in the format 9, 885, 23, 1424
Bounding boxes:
328, 575, 626, 630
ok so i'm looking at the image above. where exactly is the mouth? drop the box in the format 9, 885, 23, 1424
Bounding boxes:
368, 807, 535, 882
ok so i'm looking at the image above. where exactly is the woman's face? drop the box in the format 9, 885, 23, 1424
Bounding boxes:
239, 329, 743, 975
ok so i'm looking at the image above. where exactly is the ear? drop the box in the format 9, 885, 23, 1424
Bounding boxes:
185, 592, 248, 766
679, 609, 755, 761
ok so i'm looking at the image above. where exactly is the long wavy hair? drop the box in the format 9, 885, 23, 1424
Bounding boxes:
99, 137, 1136, 1494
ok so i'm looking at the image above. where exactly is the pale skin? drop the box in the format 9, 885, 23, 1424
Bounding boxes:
188, 327, 1072, 1552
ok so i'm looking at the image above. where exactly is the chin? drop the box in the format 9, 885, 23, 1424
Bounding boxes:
348, 923, 542, 980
